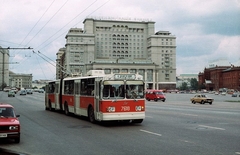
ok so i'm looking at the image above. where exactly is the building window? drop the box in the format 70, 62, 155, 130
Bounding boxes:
104, 69, 111, 74
113, 69, 119, 73
121, 69, 128, 73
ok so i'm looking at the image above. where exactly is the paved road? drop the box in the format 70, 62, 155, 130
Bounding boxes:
0, 91, 239, 155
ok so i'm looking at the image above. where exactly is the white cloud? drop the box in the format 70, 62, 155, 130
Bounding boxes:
214, 36, 240, 61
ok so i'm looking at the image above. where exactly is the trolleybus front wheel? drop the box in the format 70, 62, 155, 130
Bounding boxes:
64, 103, 69, 115
88, 106, 96, 123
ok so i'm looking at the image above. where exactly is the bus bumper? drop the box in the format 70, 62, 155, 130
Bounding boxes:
97, 112, 145, 121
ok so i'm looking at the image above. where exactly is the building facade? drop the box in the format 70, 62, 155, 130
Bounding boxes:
57, 18, 177, 89
56, 47, 66, 79
198, 66, 240, 91
9, 71, 33, 89
0, 46, 10, 89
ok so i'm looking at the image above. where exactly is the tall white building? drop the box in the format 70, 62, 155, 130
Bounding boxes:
0, 46, 10, 89
57, 18, 177, 89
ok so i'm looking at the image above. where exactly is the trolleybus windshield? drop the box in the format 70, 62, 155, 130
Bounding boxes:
102, 80, 144, 99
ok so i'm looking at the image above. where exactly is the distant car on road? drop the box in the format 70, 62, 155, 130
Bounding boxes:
19, 90, 27, 95
190, 94, 213, 105
26, 89, 33, 94
11, 88, 18, 94
3, 87, 11, 92
232, 93, 238, 97
0, 103, 20, 143
145, 90, 166, 102
8, 90, 15, 97
221, 92, 227, 96
38, 89, 44, 93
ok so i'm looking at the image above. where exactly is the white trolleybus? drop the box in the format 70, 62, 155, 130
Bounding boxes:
45, 70, 145, 123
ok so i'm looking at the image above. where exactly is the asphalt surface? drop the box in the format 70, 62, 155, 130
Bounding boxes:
0, 91, 239, 155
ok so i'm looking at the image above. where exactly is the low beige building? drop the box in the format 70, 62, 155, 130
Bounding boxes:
9, 71, 33, 89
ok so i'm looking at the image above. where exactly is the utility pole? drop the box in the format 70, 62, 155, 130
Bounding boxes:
2, 49, 5, 89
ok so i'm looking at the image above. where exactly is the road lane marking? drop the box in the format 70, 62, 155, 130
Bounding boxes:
179, 139, 195, 144
180, 113, 198, 116
140, 129, 162, 136
198, 125, 225, 130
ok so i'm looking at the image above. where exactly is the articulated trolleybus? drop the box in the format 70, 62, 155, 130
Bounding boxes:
45, 70, 145, 123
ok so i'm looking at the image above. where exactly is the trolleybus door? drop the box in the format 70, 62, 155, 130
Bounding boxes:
74, 80, 81, 115
54, 82, 60, 110
94, 80, 100, 112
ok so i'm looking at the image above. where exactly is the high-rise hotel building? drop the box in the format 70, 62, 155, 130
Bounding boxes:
56, 17, 176, 89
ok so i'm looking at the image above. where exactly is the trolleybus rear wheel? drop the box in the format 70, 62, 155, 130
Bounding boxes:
64, 103, 69, 115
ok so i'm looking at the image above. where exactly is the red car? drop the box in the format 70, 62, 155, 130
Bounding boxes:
145, 90, 166, 102
0, 103, 20, 143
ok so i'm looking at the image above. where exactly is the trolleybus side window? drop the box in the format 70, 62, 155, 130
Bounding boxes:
47, 82, 55, 93
80, 78, 95, 96
64, 80, 74, 94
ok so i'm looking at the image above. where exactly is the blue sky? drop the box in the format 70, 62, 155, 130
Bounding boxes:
0, 0, 240, 80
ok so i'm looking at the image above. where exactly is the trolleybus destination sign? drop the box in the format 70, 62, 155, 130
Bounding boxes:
114, 74, 136, 80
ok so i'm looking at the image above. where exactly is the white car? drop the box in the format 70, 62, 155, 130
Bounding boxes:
20, 90, 27, 95
26, 89, 33, 94
38, 89, 44, 93
221, 92, 227, 96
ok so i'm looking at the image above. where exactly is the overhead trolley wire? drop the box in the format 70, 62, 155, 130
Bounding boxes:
33, 51, 47, 80
32, 0, 111, 79
19, 0, 56, 48
25, 0, 69, 46
37, 51, 72, 75
36, 0, 98, 51
9, 0, 56, 64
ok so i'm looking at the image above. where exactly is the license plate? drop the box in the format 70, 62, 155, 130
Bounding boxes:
0, 133, 7, 138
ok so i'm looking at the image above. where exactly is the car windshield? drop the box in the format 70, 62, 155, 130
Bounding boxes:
0, 107, 15, 117
155, 91, 164, 95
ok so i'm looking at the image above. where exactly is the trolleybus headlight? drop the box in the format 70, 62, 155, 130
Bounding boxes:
107, 107, 115, 112
135, 106, 142, 111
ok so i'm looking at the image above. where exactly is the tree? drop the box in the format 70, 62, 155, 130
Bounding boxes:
180, 82, 188, 90
190, 78, 198, 90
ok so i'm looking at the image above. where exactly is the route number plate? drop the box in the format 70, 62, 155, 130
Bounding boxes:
121, 106, 130, 111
